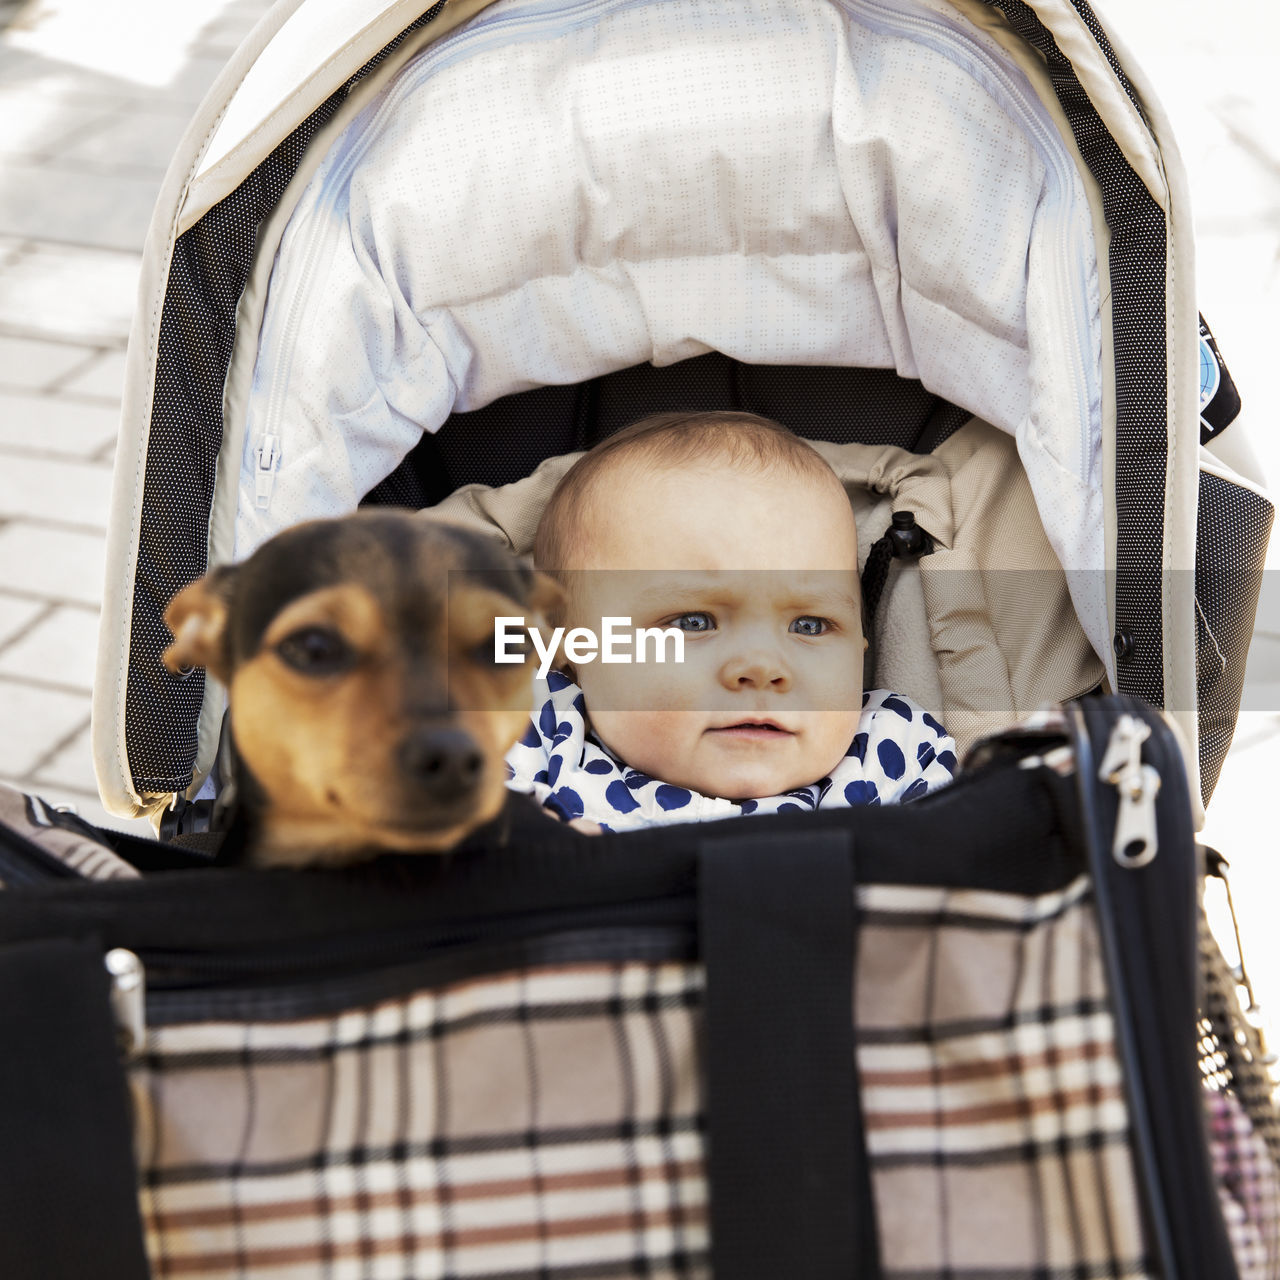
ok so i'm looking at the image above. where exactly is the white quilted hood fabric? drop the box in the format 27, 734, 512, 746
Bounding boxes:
238, 0, 1105, 651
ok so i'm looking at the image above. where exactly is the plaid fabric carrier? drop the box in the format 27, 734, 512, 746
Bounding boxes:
0, 697, 1272, 1279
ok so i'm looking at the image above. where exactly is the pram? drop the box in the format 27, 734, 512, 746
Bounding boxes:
3, 0, 1278, 1276
88, 0, 1269, 822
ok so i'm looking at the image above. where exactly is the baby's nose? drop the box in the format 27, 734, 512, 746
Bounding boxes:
720, 648, 791, 691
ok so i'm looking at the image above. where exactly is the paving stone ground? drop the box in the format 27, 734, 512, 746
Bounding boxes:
0, 0, 272, 834
0, 0, 1276, 988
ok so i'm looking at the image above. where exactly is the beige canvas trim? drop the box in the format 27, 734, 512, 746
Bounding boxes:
181, 0, 499, 235
1203, 410, 1269, 492
1006, 0, 1167, 209
1198, 450, 1275, 508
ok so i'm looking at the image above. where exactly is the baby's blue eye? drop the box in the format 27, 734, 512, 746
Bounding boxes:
790, 616, 829, 637
671, 612, 715, 633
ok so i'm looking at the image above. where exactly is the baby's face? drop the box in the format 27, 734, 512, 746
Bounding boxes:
564, 462, 865, 800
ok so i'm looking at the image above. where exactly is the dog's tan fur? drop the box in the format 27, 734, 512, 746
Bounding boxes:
163, 512, 559, 867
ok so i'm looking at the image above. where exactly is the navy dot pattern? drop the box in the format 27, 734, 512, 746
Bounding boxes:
506, 676, 958, 832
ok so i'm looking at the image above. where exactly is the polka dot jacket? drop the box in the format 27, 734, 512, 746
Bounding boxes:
505, 672, 959, 832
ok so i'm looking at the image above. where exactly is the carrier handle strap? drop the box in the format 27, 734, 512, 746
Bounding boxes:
0, 937, 151, 1278
699, 828, 880, 1278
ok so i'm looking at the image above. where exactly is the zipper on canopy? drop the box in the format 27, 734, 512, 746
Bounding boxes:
245, 0, 639, 516
839, 0, 1099, 484
247, 0, 1100, 514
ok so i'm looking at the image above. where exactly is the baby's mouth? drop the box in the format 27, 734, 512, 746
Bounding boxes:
707, 719, 795, 740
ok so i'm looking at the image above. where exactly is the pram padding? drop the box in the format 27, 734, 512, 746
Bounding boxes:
229, 0, 1106, 667
425, 417, 1103, 753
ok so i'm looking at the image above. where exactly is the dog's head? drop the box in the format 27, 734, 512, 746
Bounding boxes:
163, 511, 561, 866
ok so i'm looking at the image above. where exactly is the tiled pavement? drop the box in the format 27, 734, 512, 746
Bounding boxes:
0, 0, 274, 834
0, 0, 1277, 982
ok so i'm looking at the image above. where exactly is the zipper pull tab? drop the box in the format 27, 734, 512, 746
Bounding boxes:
105, 948, 146, 1058
1112, 764, 1161, 868
255, 433, 278, 510
1097, 714, 1160, 868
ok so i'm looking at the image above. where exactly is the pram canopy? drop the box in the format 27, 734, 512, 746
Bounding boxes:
91, 0, 1273, 820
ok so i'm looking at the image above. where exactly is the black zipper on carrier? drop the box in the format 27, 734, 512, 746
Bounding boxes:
1071, 697, 1240, 1280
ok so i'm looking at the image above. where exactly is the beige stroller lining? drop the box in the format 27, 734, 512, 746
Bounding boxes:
429, 417, 1103, 757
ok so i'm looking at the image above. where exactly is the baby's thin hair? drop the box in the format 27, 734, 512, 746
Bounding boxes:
535, 410, 836, 571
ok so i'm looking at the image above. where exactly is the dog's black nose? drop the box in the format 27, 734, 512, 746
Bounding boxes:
398, 728, 484, 794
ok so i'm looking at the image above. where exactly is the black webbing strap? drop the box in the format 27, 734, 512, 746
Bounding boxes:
699, 828, 879, 1277
0, 937, 150, 1278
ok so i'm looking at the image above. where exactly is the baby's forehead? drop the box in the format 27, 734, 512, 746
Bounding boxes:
588, 451, 845, 513
582, 454, 859, 554
624, 569, 862, 606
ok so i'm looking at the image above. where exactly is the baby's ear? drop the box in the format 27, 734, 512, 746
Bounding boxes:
162, 566, 237, 683
527, 571, 566, 629
525, 572, 577, 681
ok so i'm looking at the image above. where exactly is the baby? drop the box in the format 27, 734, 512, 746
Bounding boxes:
505, 411, 957, 830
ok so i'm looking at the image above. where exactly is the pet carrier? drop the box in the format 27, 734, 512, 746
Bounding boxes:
1, 697, 1276, 1277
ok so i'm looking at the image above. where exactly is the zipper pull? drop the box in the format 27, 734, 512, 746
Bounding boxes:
254, 433, 279, 510
105, 948, 146, 1058
1097, 714, 1160, 868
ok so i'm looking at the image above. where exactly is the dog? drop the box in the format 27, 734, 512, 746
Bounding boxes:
162, 511, 561, 868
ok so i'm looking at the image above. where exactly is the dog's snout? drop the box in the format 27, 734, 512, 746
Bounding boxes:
399, 727, 484, 793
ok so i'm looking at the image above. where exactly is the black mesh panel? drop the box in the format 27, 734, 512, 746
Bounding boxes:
125, 5, 446, 797
981, 0, 1169, 714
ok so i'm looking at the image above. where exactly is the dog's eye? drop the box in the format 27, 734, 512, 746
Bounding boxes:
478, 632, 528, 665
276, 627, 354, 675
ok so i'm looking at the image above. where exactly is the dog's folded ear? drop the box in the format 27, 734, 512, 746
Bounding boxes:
163, 566, 237, 682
